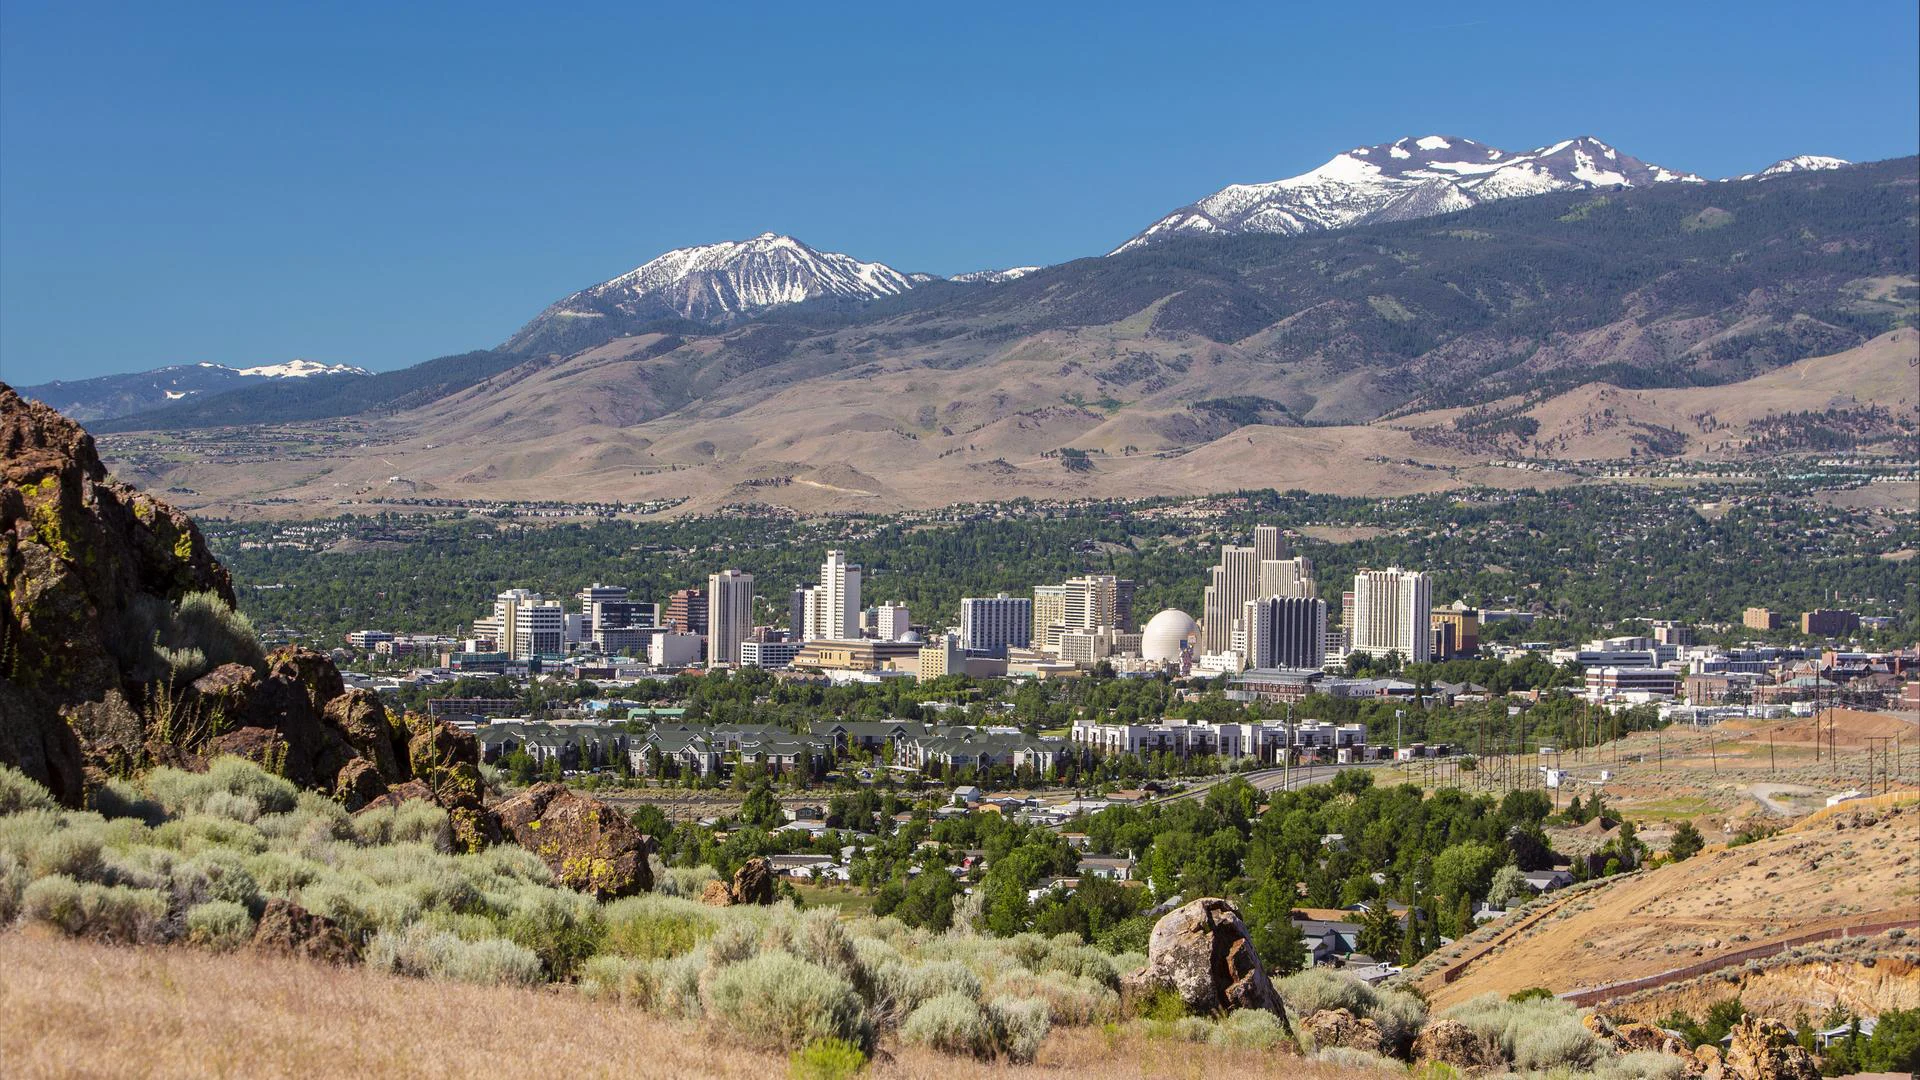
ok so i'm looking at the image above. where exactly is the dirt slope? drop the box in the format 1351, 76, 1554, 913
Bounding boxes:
1413, 798, 1920, 1010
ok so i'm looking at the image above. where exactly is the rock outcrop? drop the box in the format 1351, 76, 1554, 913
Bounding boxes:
0, 385, 417, 809
1412, 1018, 1502, 1074
701, 857, 776, 907
1120, 897, 1288, 1020
493, 782, 656, 899
1722, 1017, 1820, 1080
1, 383, 233, 804
251, 898, 357, 965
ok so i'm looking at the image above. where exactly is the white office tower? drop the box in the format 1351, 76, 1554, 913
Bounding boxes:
1259, 556, 1316, 599
1350, 568, 1433, 662
1253, 524, 1289, 563
476, 589, 565, 660
706, 569, 754, 668
805, 550, 861, 641
870, 602, 911, 641
1243, 596, 1327, 670
961, 594, 1032, 657
1201, 545, 1260, 655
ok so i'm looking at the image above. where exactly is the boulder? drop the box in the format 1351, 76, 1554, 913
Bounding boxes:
1304, 1007, 1384, 1054
354, 778, 436, 814
1120, 897, 1287, 1019
1690, 1042, 1725, 1080
322, 689, 408, 784
251, 898, 356, 965
701, 879, 735, 907
408, 718, 479, 776
262, 647, 344, 718
1616, 1021, 1689, 1056
333, 757, 389, 810
1722, 1017, 1818, 1080
494, 782, 656, 899
1412, 1018, 1502, 1074
729, 856, 775, 905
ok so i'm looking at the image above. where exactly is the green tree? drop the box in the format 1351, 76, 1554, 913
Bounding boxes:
1668, 820, 1705, 861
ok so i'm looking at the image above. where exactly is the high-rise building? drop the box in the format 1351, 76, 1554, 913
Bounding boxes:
1253, 524, 1289, 563
804, 550, 861, 641
960, 594, 1032, 657
1258, 557, 1315, 599
1350, 568, 1432, 662
706, 569, 754, 668
1742, 607, 1781, 632
1063, 575, 1118, 633
1114, 579, 1137, 632
869, 603, 911, 642
1201, 543, 1261, 656
474, 589, 565, 660
665, 589, 707, 635
1243, 596, 1327, 670
1033, 585, 1068, 650
788, 588, 809, 640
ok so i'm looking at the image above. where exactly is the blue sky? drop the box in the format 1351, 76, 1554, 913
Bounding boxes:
3, 1, 1916, 385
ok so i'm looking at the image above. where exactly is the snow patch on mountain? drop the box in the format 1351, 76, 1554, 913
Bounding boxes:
951, 266, 1040, 284
1113, 135, 1707, 254
550, 233, 915, 326
1736, 155, 1852, 181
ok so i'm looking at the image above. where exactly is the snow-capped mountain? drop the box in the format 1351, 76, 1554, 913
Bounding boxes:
1737, 155, 1851, 181
19, 361, 370, 422
511, 233, 917, 351
951, 266, 1040, 285
1113, 135, 1704, 254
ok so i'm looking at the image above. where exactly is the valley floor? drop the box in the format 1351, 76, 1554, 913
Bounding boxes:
0, 931, 1372, 1080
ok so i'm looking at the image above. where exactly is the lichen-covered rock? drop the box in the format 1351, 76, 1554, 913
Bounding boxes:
333, 757, 390, 810
494, 782, 655, 899
0, 383, 232, 805
1412, 1018, 1502, 1074
354, 778, 436, 813
1692, 1041, 1726, 1080
701, 878, 735, 907
262, 647, 344, 718
251, 898, 356, 965
1723, 1017, 1819, 1080
1120, 897, 1287, 1020
408, 717, 479, 775
322, 689, 408, 784
1304, 1007, 1384, 1054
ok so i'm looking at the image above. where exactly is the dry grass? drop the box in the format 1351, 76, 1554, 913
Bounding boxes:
0, 931, 1376, 1080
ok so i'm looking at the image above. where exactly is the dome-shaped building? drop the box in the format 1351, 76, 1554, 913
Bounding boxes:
1141, 608, 1199, 664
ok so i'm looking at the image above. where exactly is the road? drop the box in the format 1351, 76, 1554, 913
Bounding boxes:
1150, 761, 1381, 806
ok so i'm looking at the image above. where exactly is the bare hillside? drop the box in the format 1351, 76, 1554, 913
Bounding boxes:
1411, 797, 1920, 1011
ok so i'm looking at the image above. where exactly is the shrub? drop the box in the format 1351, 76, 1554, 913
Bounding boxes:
496, 884, 603, 977
702, 951, 873, 1053
1279, 967, 1373, 1016
987, 995, 1051, 1063
0, 766, 57, 814
1209, 1007, 1290, 1051
987, 967, 1118, 1025
877, 959, 981, 1017
1313, 1046, 1403, 1072
900, 992, 996, 1058
158, 592, 265, 680
367, 923, 543, 986
788, 1038, 867, 1080
602, 893, 720, 959
579, 953, 656, 1007
27, 826, 106, 882
351, 800, 452, 850
1445, 993, 1597, 1070
0, 852, 27, 924
180, 850, 262, 910
152, 813, 267, 856
653, 862, 721, 898
244, 850, 326, 893
185, 899, 256, 949
1591, 1049, 1688, 1080
22, 875, 168, 943
89, 779, 166, 825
